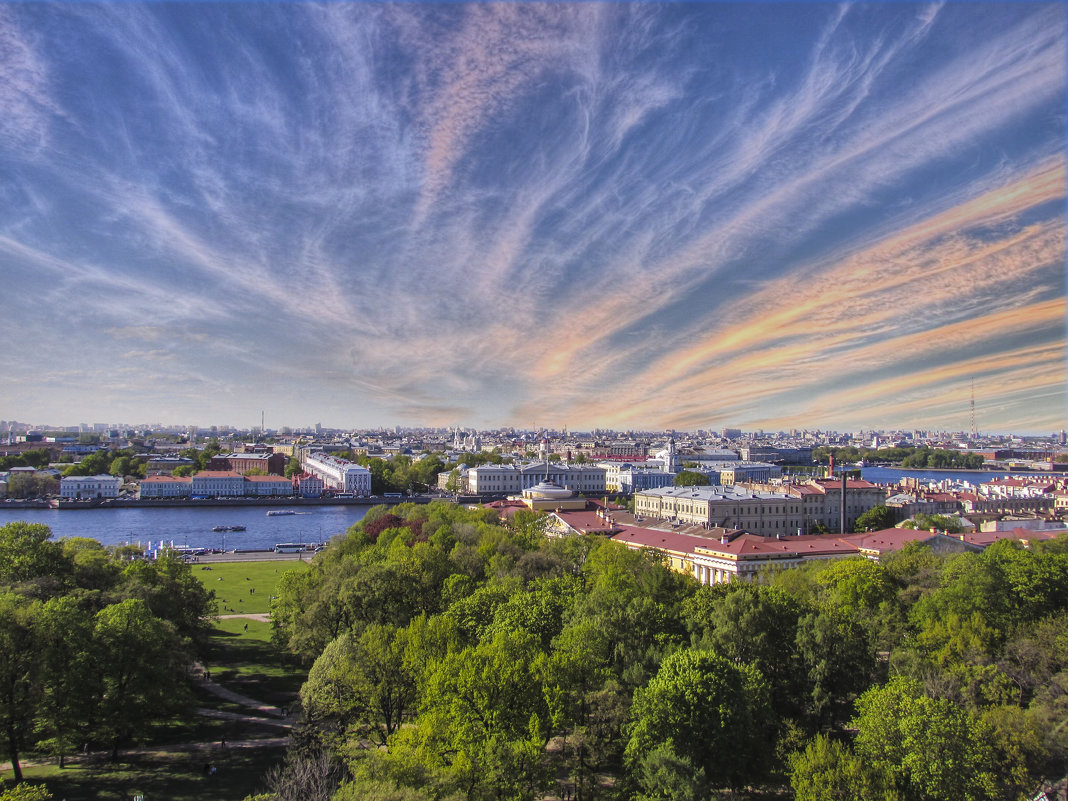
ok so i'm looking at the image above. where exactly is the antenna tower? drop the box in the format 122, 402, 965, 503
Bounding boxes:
970, 379, 976, 440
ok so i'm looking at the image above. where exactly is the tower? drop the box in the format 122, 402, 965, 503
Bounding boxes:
970, 379, 976, 440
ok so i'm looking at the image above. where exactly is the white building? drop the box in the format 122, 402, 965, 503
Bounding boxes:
60, 474, 121, 500
303, 452, 372, 496
295, 473, 325, 498
467, 462, 606, 495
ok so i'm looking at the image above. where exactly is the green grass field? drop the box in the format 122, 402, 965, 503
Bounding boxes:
198, 559, 310, 615
2, 748, 282, 801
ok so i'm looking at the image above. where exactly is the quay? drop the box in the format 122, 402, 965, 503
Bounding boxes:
24, 495, 437, 511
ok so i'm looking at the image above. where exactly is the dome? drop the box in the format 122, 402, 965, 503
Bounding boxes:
523, 479, 574, 500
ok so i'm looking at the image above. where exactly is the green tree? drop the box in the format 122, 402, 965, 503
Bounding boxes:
854, 505, 897, 531
89, 599, 190, 760
284, 457, 302, 479
0, 523, 67, 586
851, 677, 1001, 801
0, 594, 41, 782
0, 783, 54, 801
33, 596, 96, 767
444, 469, 462, 493
684, 584, 807, 716
302, 624, 417, 748
625, 648, 771, 793
788, 734, 886, 801
382, 629, 549, 800
795, 609, 875, 726
673, 471, 710, 487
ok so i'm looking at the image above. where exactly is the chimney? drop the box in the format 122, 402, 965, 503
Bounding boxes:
840, 472, 847, 535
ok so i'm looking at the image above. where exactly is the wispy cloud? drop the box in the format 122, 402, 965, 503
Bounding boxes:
0, 3, 1062, 430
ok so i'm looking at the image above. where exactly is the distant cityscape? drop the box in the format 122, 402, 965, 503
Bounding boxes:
2, 416, 1068, 583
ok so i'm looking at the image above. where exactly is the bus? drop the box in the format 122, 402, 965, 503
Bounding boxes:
273, 543, 312, 553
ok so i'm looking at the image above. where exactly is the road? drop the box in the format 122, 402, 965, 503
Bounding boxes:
193, 551, 313, 563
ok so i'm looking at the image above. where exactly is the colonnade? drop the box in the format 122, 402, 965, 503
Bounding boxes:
692, 563, 734, 585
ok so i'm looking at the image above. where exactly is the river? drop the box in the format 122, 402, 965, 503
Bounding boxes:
0, 504, 370, 551
860, 466, 1067, 486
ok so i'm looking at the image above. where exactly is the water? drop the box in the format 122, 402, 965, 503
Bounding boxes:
861, 466, 1067, 487
0, 504, 369, 551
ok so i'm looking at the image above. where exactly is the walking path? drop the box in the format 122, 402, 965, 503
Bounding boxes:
195, 708, 293, 729
218, 613, 270, 622
197, 677, 289, 719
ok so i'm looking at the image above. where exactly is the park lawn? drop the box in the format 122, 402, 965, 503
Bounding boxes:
1, 747, 282, 801
196, 559, 310, 615
206, 617, 307, 704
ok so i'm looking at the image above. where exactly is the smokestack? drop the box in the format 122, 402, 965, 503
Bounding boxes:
840, 472, 847, 535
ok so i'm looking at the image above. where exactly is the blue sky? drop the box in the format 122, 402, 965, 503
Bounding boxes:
0, 2, 1064, 434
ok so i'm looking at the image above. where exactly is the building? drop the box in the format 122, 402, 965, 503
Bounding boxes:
244, 475, 294, 496
611, 524, 1046, 586
745, 478, 886, 534
611, 527, 859, 584
60, 474, 121, 500
190, 471, 246, 497
467, 462, 607, 495
633, 485, 803, 537
294, 473, 325, 498
208, 452, 287, 476
601, 462, 675, 494
138, 475, 193, 498
302, 452, 372, 496
145, 456, 196, 474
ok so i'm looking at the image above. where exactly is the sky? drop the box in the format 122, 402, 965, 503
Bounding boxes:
0, 2, 1064, 435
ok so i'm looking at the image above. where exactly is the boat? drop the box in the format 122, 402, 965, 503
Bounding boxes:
266, 509, 297, 516
212, 525, 246, 532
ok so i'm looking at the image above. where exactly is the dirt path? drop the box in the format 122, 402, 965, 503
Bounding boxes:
197, 678, 289, 719
218, 613, 270, 622
195, 708, 293, 729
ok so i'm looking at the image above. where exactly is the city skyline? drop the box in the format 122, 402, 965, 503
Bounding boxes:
1, 3, 1064, 434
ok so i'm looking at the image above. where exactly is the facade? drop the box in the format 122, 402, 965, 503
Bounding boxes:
294, 473, 325, 498
60, 474, 121, 500
715, 461, 781, 486
303, 452, 372, 495
138, 475, 193, 498
633, 485, 803, 537
244, 475, 294, 496
145, 456, 196, 474
744, 478, 886, 534
612, 527, 859, 584
600, 462, 675, 494
208, 452, 287, 476
610, 524, 1033, 586
467, 462, 607, 495
190, 471, 246, 497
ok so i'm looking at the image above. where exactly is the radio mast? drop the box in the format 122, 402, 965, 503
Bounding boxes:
970, 379, 976, 440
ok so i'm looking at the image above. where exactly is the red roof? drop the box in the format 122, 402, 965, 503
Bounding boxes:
551, 509, 623, 535
840, 528, 942, 552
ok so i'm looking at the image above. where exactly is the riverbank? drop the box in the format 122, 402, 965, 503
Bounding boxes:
5, 494, 434, 511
